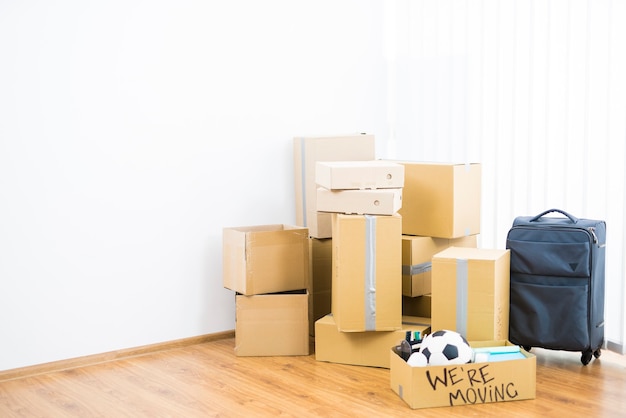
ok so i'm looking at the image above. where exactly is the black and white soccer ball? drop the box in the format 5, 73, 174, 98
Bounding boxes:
407, 329, 473, 366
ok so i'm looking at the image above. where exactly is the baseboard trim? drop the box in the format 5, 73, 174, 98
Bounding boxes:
0, 329, 235, 383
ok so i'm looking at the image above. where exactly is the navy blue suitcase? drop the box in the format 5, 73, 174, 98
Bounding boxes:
505, 208, 606, 365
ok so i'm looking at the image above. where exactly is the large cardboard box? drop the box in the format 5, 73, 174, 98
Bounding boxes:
397, 162, 481, 238
431, 247, 510, 341
309, 238, 332, 336
294, 134, 376, 238
317, 187, 402, 216
402, 235, 478, 297
315, 160, 404, 190
315, 314, 431, 369
223, 224, 310, 296
332, 213, 402, 332
235, 290, 309, 357
390, 340, 536, 409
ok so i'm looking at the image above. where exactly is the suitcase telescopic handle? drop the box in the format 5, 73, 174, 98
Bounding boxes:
530, 208, 579, 223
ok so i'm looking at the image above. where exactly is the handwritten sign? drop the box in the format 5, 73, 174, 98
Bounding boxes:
425, 364, 519, 406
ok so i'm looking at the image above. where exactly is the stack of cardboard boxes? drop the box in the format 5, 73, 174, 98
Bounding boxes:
222, 224, 310, 356
222, 133, 537, 409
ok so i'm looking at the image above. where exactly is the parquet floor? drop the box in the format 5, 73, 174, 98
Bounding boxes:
1, 337, 626, 417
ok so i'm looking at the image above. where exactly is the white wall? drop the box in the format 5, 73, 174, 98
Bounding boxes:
386, 0, 626, 352
0, 0, 388, 371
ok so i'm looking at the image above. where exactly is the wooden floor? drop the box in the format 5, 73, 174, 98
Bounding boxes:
1, 336, 626, 417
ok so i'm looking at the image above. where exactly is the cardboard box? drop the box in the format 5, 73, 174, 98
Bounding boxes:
397, 162, 481, 238
390, 340, 536, 409
402, 235, 478, 297
309, 238, 333, 336
317, 187, 402, 216
402, 294, 432, 318
235, 290, 309, 356
431, 247, 510, 341
331, 213, 402, 332
315, 160, 404, 190
315, 314, 431, 369
222, 224, 310, 295
294, 134, 376, 238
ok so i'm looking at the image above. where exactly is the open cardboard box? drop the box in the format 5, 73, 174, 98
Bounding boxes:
390, 340, 536, 409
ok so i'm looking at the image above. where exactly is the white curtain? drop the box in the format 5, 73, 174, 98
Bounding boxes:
384, 0, 626, 353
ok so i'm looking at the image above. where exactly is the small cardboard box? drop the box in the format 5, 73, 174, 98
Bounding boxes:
315, 314, 431, 369
317, 187, 402, 216
331, 213, 402, 332
309, 238, 333, 336
431, 247, 510, 341
222, 224, 310, 296
402, 235, 478, 297
315, 160, 405, 190
390, 340, 536, 409
397, 162, 481, 238
235, 290, 309, 357
402, 294, 432, 318
294, 134, 376, 238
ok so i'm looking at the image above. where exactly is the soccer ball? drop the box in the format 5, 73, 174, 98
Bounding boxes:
416, 329, 473, 366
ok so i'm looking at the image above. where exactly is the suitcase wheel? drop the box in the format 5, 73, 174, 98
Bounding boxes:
523, 346, 532, 352
593, 349, 602, 359
581, 350, 593, 366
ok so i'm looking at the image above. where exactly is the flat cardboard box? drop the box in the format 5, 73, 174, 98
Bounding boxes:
309, 238, 333, 336
315, 314, 431, 369
315, 160, 404, 190
390, 340, 536, 409
331, 213, 402, 332
294, 134, 376, 238
396, 162, 481, 238
222, 224, 310, 296
235, 290, 309, 357
402, 235, 478, 297
431, 247, 510, 341
317, 187, 402, 216
402, 294, 432, 318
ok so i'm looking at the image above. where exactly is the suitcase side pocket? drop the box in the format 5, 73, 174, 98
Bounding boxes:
509, 279, 590, 351
508, 239, 591, 278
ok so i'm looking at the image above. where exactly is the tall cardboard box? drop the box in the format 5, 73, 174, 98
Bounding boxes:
315, 314, 430, 369
431, 247, 510, 341
235, 290, 309, 357
309, 237, 332, 336
222, 224, 309, 295
331, 213, 402, 332
397, 162, 481, 238
390, 340, 536, 409
293, 134, 376, 238
402, 235, 478, 297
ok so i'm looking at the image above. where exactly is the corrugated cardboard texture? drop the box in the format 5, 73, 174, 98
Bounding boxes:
397, 162, 481, 238
315, 160, 404, 190
431, 247, 511, 341
293, 134, 375, 238
222, 224, 310, 295
235, 291, 309, 357
317, 187, 402, 216
331, 213, 402, 332
402, 235, 478, 297
390, 340, 536, 409
315, 314, 431, 368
